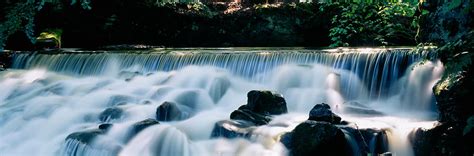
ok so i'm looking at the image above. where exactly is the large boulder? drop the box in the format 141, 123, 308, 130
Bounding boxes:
281, 120, 349, 156
246, 90, 288, 115
409, 122, 472, 156
210, 120, 256, 138
155, 101, 192, 121
308, 103, 341, 124
229, 90, 287, 125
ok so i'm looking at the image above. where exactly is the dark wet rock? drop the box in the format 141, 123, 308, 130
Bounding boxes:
230, 105, 272, 125
98, 123, 113, 131
64, 124, 120, 156
98, 107, 124, 122
208, 76, 231, 103
246, 90, 287, 115
358, 128, 389, 155
281, 120, 349, 156
125, 118, 160, 143
210, 120, 256, 138
409, 123, 472, 156
342, 101, 384, 116
155, 101, 192, 121
308, 103, 341, 124
66, 124, 111, 144
229, 90, 287, 125
131, 118, 160, 134
338, 126, 370, 155
0, 52, 12, 69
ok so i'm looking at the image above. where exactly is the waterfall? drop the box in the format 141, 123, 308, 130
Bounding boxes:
0, 48, 442, 156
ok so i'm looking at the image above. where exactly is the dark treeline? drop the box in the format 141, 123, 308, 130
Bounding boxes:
1, 0, 420, 49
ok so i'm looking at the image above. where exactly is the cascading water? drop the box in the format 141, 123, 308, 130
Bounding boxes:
0, 48, 443, 156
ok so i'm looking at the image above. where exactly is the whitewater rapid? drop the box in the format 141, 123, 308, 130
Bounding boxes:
0, 49, 443, 156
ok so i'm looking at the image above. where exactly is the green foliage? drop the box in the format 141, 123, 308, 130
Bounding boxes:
37, 28, 63, 47
0, 2, 36, 51
329, 2, 417, 47
0, 0, 91, 51
434, 31, 474, 94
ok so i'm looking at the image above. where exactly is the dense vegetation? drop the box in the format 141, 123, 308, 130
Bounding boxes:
1, 0, 420, 50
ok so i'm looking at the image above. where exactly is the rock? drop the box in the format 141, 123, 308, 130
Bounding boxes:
107, 95, 137, 106
208, 76, 231, 103
246, 90, 287, 115
230, 105, 272, 125
308, 103, 341, 124
66, 123, 113, 144
66, 129, 104, 144
155, 101, 191, 121
229, 90, 287, 125
281, 120, 349, 156
98, 123, 113, 131
98, 107, 124, 122
409, 123, 470, 156
342, 101, 384, 116
64, 124, 120, 156
210, 120, 256, 138
131, 118, 159, 134
464, 116, 474, 136
358, 128, 389, 155
0, 52, 11, 70
125, 118, 160, 142
338, 126, 370, 155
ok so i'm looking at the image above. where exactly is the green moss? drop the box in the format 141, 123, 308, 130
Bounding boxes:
37, 29, 63, 48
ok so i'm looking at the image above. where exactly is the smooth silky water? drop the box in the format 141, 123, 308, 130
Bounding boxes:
0, 48, 443, 156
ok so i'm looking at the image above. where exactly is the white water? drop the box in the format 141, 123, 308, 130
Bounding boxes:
0, 49, 443, 156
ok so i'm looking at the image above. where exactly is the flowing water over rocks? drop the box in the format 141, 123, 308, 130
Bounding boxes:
0, 48, 443, 156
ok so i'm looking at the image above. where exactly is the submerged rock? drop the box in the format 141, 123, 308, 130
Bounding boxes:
229, 90, 288, 125
98, 107, 124, 122
64, 124, 121, 156
342, 101, 384, 116
155, 101, 192, 121
131, 118, 160, 135
65, 123, 113, 144
107, 95, 136, 106
308, 103, 341, 124
118, 71, 143, 81
208, 76, 231, 103
281, 120, 349, 156
66, 129, 105, 144
210, 120, 256, 138
125, 118, 160, 142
